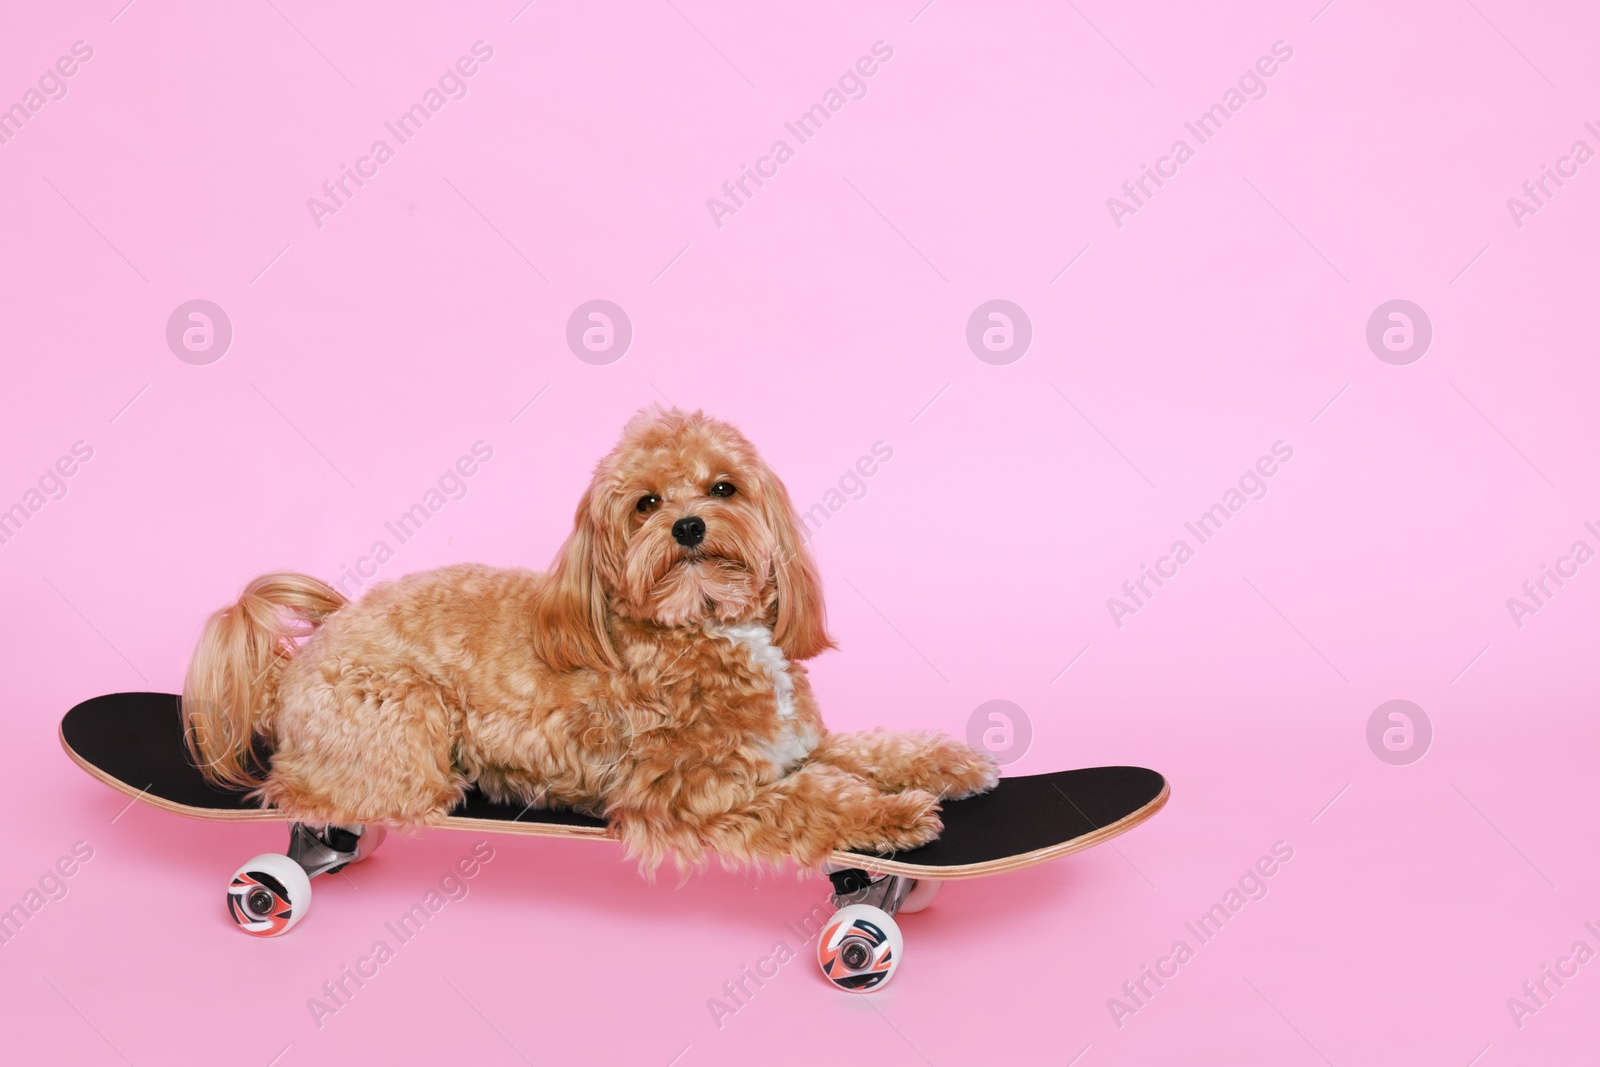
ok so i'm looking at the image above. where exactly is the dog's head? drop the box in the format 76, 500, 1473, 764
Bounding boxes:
531, 408, 833, 670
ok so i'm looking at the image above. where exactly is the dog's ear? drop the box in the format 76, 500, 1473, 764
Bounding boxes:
530, 489, 620, 672
761, 462, 835, 661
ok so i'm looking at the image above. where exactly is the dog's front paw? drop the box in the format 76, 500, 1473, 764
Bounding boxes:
929, 741, 1000, 800
860, 789, 942, 853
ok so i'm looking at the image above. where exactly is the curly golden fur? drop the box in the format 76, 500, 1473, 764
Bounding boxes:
184, 408, 997, 874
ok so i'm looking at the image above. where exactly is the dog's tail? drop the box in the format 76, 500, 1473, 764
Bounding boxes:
183, 573, 347, 789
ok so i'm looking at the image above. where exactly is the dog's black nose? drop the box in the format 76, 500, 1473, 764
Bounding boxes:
672, 515, 706, 548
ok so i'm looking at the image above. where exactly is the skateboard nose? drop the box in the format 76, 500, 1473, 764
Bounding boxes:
672, 515, 706, 548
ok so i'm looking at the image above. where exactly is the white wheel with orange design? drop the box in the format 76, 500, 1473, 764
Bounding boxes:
817, 904, 903, 992
227, 853, 311, 937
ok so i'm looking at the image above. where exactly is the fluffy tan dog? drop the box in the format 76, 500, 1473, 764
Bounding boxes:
185, 408, 997, 873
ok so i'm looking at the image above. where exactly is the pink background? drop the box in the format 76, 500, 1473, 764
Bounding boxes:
3, 1, 1597, 1063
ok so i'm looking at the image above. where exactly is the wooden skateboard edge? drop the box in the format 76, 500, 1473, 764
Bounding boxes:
62, 721, 1167, 876
437, 816, 614, 841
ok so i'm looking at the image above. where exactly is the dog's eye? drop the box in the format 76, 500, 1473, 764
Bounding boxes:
709, 482, 736, 498
636, 494, 661, 513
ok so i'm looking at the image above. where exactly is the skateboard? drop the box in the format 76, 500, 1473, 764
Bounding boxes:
61, 691, 1169, 992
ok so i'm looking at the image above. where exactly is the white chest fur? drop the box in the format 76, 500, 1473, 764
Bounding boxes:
713, 622, 816, 769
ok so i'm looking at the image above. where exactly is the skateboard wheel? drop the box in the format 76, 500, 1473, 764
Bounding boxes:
898, 879, 941, 914
227, 853, 311, 937
817, 904, 902, 993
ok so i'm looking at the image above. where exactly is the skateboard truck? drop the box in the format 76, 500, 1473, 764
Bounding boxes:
286, 823, 384, 878
825, 865, 915, 915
